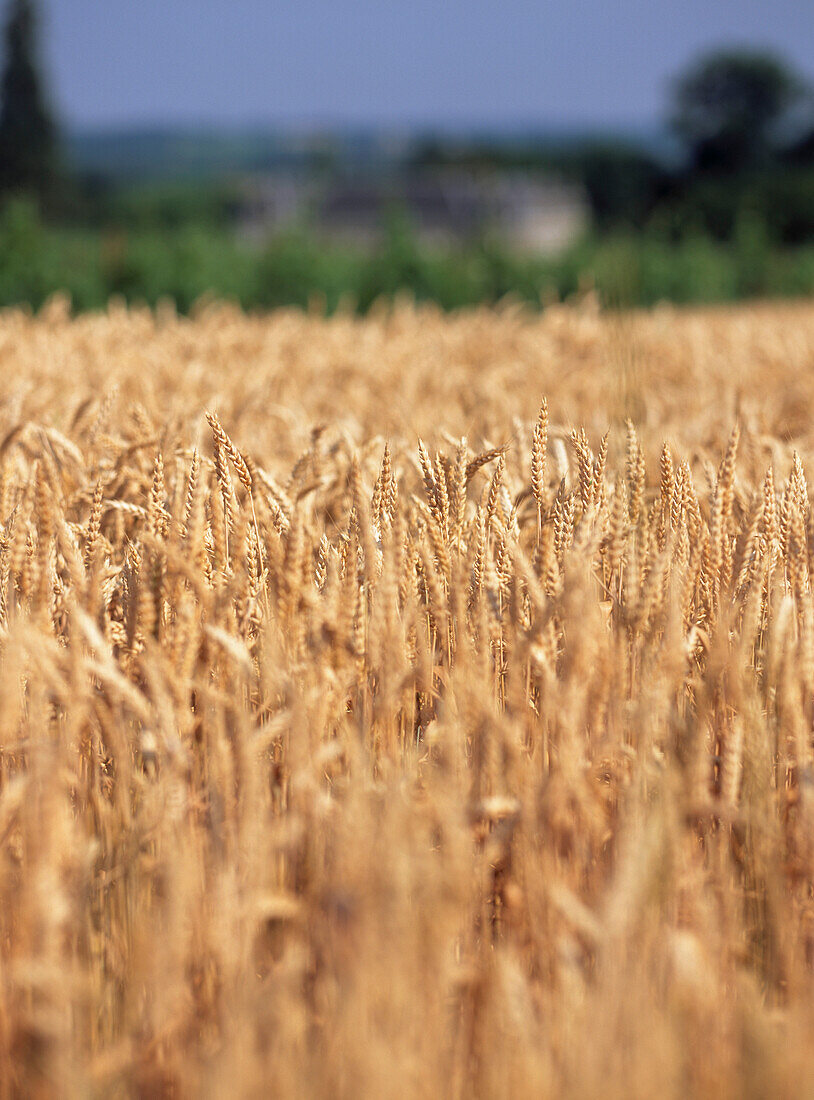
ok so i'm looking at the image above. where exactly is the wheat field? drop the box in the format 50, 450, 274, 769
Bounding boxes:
2, 294, 814, 1097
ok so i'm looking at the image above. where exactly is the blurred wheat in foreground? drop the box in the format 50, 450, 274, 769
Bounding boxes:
3, 296, 814, 1097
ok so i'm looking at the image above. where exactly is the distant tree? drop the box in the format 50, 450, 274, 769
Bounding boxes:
565, 142, 669, 229
669, 49, 806, 173
0, 0, 59, 199
783, 125, 814, 167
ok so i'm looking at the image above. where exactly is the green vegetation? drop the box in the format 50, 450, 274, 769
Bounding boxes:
2, 198, 814, 315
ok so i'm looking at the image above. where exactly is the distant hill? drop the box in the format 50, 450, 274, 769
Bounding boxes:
66, 127, 314, 179
65, 124, 679, 182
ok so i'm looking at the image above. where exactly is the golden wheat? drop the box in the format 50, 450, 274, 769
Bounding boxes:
0, 294, 814, 1096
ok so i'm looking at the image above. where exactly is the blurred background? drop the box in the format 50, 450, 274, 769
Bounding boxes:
0, 0, 813, 312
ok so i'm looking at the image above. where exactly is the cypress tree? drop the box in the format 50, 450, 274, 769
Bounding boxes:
0, 0, 58, 198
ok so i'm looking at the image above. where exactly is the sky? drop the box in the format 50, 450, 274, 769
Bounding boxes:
38, 0, 814, 131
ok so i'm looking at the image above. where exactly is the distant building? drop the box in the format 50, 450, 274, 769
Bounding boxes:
235, 171, 588, 254
236, 172, 312, 242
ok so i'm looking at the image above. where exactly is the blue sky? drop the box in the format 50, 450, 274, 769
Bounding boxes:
39, 0, 814, 130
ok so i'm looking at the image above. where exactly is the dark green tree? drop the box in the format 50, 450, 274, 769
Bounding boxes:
670, 49, 806, 173
0, 0, 58, 198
